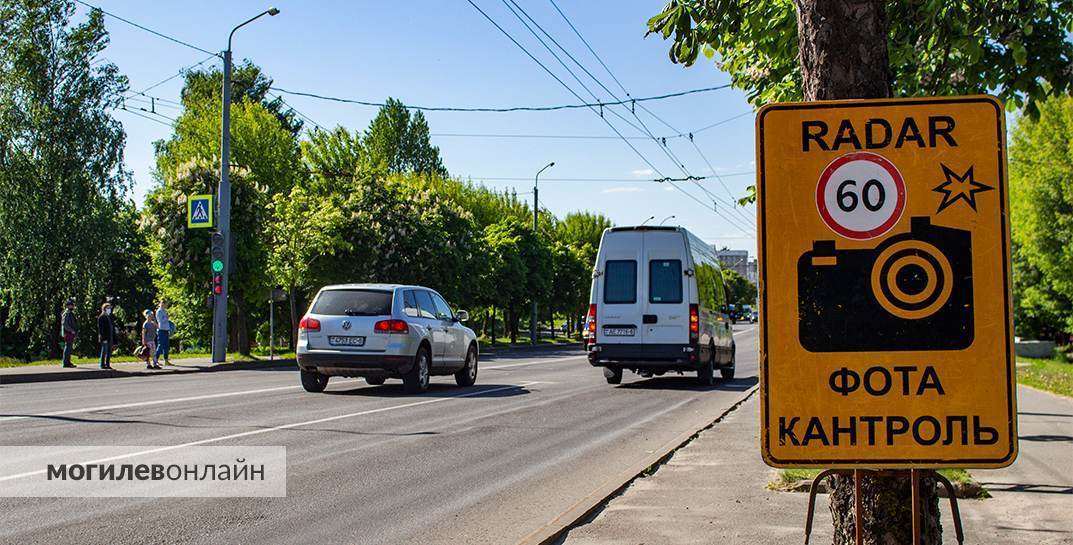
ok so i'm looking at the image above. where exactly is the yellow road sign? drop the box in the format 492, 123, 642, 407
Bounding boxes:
756, 96, 1016, 468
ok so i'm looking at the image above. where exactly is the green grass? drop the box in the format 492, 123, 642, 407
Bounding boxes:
770, 468, 977, 491
1017, 356, 1073, 398
0, 350, 294, 368
478, 335, 580, 346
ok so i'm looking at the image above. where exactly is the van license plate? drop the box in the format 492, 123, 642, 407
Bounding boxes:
603, 328, 635, 337
328, 336, 365, 346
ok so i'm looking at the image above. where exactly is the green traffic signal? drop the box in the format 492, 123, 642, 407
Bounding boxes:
212, 259, 224, 272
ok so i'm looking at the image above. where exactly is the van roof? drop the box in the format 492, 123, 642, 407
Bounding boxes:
607, 225, 681, 233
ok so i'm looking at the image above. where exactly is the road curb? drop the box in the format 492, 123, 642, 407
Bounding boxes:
481, 342, 583, 356
517, 385, 760, 545
0, 358, 295, 385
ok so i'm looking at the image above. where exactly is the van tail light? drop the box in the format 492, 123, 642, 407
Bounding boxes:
586, 304, 597, 345
374, 319, 410, 334
298, 316, 320, 333
689, 304, 699, 343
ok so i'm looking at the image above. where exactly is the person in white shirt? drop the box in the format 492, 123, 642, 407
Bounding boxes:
155, 300, 172, 366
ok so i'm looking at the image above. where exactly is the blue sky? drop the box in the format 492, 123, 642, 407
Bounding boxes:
83, 0, 758, 251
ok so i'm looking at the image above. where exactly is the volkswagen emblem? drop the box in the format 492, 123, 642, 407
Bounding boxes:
341, 320, 351, 331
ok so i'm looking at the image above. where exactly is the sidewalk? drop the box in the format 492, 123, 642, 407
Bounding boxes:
562, 385, 1073, 545
0, 341, 583, 385
0, 355, 293, 385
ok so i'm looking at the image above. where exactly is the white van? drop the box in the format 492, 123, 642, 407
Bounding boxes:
585, 226, 736, 385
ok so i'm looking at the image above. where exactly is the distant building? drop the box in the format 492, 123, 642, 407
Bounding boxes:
713, 247, 758, 285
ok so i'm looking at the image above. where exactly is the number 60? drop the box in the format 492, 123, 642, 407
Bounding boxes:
837, 179, 886, 212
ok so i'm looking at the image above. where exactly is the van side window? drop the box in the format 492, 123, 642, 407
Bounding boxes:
413, 290, 437, 319
604, 260, 637, 304
403, 290, 419, 317
649, 259, 683, 303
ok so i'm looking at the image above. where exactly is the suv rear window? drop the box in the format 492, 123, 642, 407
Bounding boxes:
649, 260, 683, 303
604, 260, 637, 304
312, 289, 393, 316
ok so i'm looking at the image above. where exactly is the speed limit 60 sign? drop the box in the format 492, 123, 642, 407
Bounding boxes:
756, 96, 1016, 468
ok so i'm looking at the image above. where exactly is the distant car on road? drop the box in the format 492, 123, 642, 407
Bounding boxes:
750, 310, 759, 323
296, 284, 478, 393
585, 226, 736, 385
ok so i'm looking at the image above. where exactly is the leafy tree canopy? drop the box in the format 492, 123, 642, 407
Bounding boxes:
648, 1, 1073, 116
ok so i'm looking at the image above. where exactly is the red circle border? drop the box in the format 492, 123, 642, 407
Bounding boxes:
815, 151, 906, 240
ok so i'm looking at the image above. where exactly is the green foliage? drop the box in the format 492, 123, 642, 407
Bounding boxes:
0, 0, 131, 356
1009, 95, 1073, 338
362, 98, 447, 177
722, 268, 757, 306
180, 61, 302, 135
648, 0, 1073, 115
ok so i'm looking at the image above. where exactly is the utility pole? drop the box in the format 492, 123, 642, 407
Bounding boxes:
531, 161, 554, 346
211, 7, 280, 363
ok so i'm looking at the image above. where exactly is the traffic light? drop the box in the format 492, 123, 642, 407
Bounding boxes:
211, 232, 225, 296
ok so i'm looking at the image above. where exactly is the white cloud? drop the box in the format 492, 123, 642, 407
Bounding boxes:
631, 168, 654, 177
602, 186, 646, 194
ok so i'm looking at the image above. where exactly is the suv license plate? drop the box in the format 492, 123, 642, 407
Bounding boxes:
328, 336, 365, 346
603, 328, 636, 337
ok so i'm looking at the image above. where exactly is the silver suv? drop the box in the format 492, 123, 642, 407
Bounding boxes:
296, 284, 479, 393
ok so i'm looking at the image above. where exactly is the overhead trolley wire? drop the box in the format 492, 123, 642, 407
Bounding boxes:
75, 0, 219, 58
463, 0, 666, 178
269, 84, 730, 114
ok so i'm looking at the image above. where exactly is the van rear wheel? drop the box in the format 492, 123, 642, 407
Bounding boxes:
720, 343, 736, 380
604, 367, 622, 385
697, 358, 715, 386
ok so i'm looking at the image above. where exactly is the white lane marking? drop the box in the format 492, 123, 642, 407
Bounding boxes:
0, 379, 364, 424
0, 381, 539, 482
483, 355, 586, 370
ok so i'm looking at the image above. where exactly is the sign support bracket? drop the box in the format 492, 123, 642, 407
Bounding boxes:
802, 469, 964, 545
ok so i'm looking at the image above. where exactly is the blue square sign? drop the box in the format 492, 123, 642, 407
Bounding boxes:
187, 194, 214, 229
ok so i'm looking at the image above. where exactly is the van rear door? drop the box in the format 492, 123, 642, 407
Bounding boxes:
642, 231, 690, 345
596, 231, 643, 345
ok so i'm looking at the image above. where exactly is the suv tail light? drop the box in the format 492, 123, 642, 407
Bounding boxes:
374, 319, 410, 334
689, 304, 699, 343
586, 304, 597, 345
298, 316, 320, 333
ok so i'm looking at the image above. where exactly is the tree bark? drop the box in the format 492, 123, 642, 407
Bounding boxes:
288, 284, 297, 351
793, 1, 940, 543
793, 0, 892, 101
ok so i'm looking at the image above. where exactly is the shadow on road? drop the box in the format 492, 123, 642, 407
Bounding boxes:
1018, 434, 1073, 443
980, 482, 1073, 495
617, 375, 758, 392
323, 382, 532, 399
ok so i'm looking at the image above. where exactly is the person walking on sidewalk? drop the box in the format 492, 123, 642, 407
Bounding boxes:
97, 303, 115, 370
142, 310, 160, 370
60, 299, 77, 368
155, 300, 172, 366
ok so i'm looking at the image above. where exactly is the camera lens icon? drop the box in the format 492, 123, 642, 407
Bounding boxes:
869, 240, 954, 320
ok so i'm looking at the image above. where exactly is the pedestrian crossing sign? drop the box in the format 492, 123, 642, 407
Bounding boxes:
187, 194, 214, 229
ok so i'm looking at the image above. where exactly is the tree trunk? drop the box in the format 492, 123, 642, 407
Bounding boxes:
507, 306, 518, 344
793, 0, 892, 101
232, 293, 250, 356
793, 1, 940, 543
288, 284, 298, 351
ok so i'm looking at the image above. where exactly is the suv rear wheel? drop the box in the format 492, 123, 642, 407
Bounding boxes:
403, 346, 431, 393
455, 345, 478, 387
301, 369, 329, 393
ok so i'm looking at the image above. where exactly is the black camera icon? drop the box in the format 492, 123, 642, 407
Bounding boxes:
797, 216, 974, 352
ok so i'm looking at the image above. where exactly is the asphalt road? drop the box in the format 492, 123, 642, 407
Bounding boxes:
0, 324, 759, 545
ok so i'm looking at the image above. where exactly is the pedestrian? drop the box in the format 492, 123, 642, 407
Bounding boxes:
97, 303, 115, 370
155, 299, 172, 366
142, 309, 160, 369
60, 299, 77, 368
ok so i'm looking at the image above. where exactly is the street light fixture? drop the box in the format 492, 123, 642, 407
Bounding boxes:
660, 215, 677, 225
212, 7, 280, 363
531, 161, 554, 346
639, 215, 656, 226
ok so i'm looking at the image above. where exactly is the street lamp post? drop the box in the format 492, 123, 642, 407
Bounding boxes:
659, 215, 677, 225
639, 215, 655, 226
212, 6, 280, 363
531, 161, 554, 346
